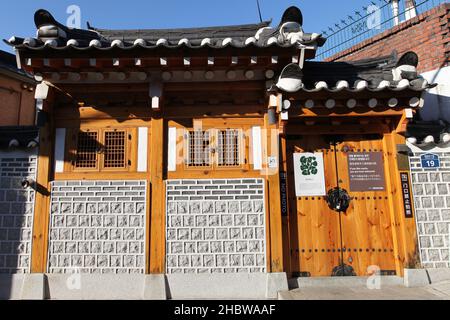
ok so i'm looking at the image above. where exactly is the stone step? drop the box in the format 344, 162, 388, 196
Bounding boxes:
289, 276, 404, 289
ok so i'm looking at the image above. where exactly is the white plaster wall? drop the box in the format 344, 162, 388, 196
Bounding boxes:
419, 66, 450, 122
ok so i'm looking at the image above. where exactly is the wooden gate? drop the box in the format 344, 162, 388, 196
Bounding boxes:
287, 135, 396, 277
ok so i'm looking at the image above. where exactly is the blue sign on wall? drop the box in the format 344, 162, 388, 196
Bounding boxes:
421, 154, 441, 169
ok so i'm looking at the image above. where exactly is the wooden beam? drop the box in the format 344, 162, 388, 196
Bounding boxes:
286, 123, 391, 135
149, 117, 166, 274
31, 93, 54, 273
264, 109, 284, 273
382, 133, 419, 276
164, 81, 264, 92
294, 107, 405, 118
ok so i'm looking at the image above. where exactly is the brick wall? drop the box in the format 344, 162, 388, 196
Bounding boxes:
0, 151, 37, 274
327, 3, 450, 74
47, 181, 147, 274
409, 151, 450, 268
166, 179, 267, 274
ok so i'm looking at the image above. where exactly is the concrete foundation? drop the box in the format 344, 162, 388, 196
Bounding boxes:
0, 274, 167, 300
165, 273, 288, 300
7, 269, 450, 299
289, 276, 404, 289
20, 274, 46, 300
404, 269, 431, 288
0, 272, 287, 300
404, 268, 450, 287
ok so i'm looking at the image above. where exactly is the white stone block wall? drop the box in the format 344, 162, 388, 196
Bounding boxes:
410, 153, 450, 268
166, 179, 267, 274
0, 151, 37, 274
47, 180, 146, 274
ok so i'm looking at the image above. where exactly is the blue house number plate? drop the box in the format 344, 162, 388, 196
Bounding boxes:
421, 154, 440, 168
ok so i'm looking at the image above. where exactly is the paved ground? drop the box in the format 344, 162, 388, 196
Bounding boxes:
279, 280, 450, 300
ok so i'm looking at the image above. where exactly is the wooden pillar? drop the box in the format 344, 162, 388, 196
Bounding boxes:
31, 97, 54, 273
149, 117, 166, 273
383, 132, 419, 276
264, 102, 284, 273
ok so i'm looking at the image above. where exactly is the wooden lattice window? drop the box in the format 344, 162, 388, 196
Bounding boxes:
183, 128, 244, 169
186, 130, 211, 167
104, 130, 126, 168
75, 131, 99, 169
70, 128, 133, 172
217, 129, 241, 167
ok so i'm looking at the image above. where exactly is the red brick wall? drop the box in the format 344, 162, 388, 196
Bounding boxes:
327, 3, 450, 74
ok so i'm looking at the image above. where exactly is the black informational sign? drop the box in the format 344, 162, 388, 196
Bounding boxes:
400, 173, 413, 219
348, 152, 386, 192
280, 172, 288, 217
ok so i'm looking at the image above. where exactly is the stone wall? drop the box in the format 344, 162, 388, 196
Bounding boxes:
166, 179, 267, 274
47, 180, 147, 274
409, 152, 450, 268
0, 151, 37, 274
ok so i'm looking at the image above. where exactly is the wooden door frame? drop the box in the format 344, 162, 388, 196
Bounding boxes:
282, 124, 418, 277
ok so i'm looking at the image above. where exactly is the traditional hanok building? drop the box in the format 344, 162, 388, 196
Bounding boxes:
2, 6, 434, 299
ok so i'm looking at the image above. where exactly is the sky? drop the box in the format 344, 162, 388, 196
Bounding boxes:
0, 0, 374, 53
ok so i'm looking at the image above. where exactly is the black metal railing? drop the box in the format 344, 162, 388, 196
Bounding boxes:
316, 0, 447, 61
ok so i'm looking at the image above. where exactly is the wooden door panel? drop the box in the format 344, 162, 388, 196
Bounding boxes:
288, 135, 396, 277
336, 137, 396, 275
288, 137, 341, 277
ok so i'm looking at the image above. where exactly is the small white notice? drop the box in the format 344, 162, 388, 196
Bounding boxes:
294, 153, 326, 197
268, 157, 278, 169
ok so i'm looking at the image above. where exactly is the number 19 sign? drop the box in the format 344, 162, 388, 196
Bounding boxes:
421, 154, 440, 169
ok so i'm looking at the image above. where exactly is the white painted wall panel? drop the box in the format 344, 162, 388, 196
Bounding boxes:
252, 127, 262, 171
168, 127, 177, 172
137, 127, 148, 172
54, 128, 66, 173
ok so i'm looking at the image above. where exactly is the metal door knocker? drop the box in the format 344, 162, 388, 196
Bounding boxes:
326, 187, 351, 212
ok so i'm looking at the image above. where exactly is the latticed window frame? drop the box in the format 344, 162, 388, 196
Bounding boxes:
216, 129, 244, 169
101, 129, 128, 170
184, 129, 212, 169
71, 128, 132, 172
73, 129, 100, 171
184, 128, 245, 170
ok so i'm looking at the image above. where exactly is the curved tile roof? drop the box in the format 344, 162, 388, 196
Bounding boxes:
273, 52, 435, 94
6, 6, 326, 52
0, 126, 39, 149
406, 121, 450, 146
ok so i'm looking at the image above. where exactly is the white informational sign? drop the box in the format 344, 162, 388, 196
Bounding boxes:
268, 157, 278, 169
294, 153, 326, 197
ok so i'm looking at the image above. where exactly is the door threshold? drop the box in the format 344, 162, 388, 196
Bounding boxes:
288, 276, 404, 289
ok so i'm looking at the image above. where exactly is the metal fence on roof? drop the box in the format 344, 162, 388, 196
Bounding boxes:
316, 0, 447, 61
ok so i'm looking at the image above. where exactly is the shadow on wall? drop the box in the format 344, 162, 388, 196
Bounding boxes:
0, 150, 37, 299
419, 66, 450, 122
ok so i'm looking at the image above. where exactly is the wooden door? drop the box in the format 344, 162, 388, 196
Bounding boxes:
287, 135, 396, 277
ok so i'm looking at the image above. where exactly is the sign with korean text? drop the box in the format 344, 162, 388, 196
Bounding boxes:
400, 173, 414, 218
348, 152, 386, 192
280, 172, 288, 217
294, 153, 326, 197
